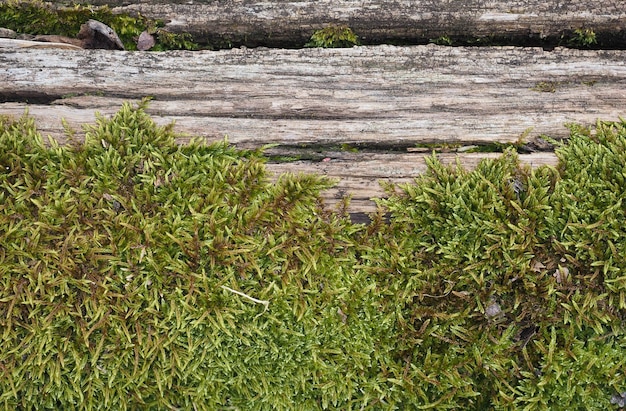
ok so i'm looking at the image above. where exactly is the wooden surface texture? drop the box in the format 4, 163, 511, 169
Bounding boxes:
2, 42, 625, 216
50, 0, 626, 48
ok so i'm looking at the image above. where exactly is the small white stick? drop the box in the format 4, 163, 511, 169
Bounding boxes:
221, 285, 269, 310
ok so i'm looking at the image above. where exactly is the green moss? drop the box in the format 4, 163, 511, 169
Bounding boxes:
369, 123, 626, 408
0, 0, 198, 50
413, 139, 530, 154
266, 154, 303, 163
412, 142, 462, 152
532, 81, 559, 93
569, 28, 597, 48
306, 25, 359, 48
1, 105, 625, 409
0, 102, 390, 409
430, 35, 453, 46
150, 28, 197, 51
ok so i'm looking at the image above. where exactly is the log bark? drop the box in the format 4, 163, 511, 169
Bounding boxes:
46, 0, 626, 48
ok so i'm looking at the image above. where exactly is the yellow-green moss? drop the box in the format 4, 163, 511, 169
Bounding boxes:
306, 25, 359, 48
1, 103, 625, 409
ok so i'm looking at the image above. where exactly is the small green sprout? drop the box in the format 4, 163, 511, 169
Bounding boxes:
569, 28, 597, 47
306, 25, 359, 48
431, 35, 453, 46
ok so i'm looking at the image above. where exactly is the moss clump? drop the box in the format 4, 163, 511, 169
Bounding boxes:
0, 102, 392, 409
430, 35, 454, 46
366, 123, 626, 408
0, 0, 198, 50
569, 28, 598, 48
1, 104, 625, 409
306, 25, 359, 48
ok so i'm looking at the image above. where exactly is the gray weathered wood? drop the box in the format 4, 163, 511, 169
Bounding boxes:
0, 38, 82, 49
1, 44, 623, 214
2, 45, 625, 145
267, 151, 559, 216
47, 0, 626, 47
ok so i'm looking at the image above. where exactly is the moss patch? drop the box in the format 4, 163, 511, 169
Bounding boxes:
306, 25, 360, 48
1, 103, 625, 409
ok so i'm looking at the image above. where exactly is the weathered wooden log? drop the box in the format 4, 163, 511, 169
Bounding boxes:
267, 151, 559, 217
47, 0, 626, 48
2, 45, 625, 146
1, 44, 624, 215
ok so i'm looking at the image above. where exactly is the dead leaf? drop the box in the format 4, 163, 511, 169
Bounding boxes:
485, 300, 502, 319
337, 308, 347, 324
553, 266, 569, 283
531, 260, 546, 272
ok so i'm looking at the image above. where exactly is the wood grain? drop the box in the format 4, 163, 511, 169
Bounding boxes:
266, 152, 559, 216
2, 45, 625, 145
46, 0, 626, 47
1, 44, 623, 214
